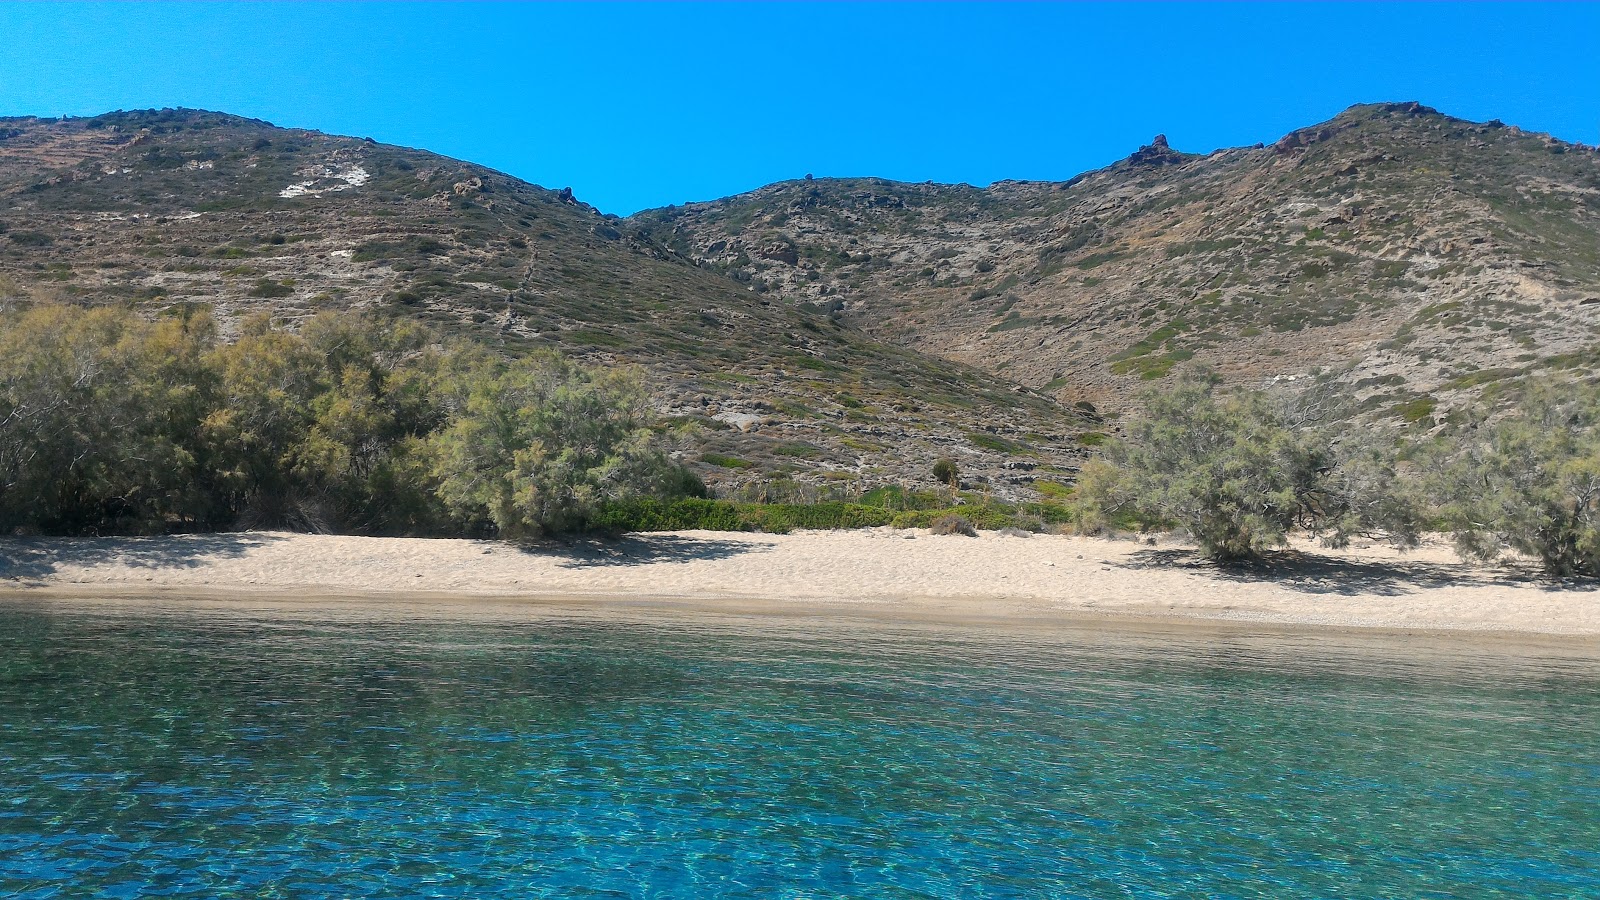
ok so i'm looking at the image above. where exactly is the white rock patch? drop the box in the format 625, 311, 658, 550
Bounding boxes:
279, 165, 370, 199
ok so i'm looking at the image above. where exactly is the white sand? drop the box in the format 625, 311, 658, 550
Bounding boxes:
2, 529, 1597, 639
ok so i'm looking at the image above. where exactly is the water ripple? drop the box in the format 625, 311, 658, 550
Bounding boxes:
0, 603, 1597, 898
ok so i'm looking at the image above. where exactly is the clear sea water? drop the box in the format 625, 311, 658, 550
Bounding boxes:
1, 601, 1598, 899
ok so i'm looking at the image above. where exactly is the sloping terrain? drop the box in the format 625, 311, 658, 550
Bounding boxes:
0, 110, 1088, 498
633, 103, 1600, 425
5, 103, 1597, 502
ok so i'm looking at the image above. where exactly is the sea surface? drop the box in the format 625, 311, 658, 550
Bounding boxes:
1, 600, 1598, 898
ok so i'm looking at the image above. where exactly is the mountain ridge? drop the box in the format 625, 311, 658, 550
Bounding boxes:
629, 101, 1600, 422
2, 102, 1597, 500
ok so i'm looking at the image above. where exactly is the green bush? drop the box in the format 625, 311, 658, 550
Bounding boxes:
8, 231, 53, 247
431, 353, 699, 539
929, 514, 977, 536
967, 432, 1028, 454
0, 302, 697, 538
210, 311, 460, 533
1431, 381, 1600, 576
247, 279, 294, 298
701, 453, 754, 469
352, 236, 447, 262
858, 485, 947, 510
592, 498, 893, 534
888, 503, 1023, 531
0, 304, 217, 533
590, 496, 1073, 536
1073, 373, 1418, 560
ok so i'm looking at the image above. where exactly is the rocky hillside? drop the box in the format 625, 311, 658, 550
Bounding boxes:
633, 103, 1600, 426
4, 103, 1596, 502
0, 109, 1089, 500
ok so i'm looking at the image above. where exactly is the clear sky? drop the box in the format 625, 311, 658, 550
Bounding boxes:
2, 2, 1595, 215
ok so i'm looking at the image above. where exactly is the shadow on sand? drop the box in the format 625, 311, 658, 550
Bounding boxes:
0, 533, 285, 585
531, 533, 768, 569
1115, 547, 1592, 597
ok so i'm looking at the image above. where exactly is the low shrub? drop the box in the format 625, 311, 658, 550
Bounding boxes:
701, 453, 755, 469
929, 514, 977, 536
1431, 380, 1600, 577
591, 498, 894, 534
8, 231, 53, 247
247, 279, 294, 298
858, 484, 947, 510
1072, 372, 1418, 560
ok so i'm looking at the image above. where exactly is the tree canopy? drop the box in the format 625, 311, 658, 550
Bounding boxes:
1074, 374, 1418, 561
1431, 381, 1600, 577
0, 302, 698, 538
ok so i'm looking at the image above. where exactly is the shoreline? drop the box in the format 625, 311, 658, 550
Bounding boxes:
8, 585, 1600, 665
1, 529, 1597, 645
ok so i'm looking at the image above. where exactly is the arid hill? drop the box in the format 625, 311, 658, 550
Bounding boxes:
633, 102, 1600, 425
3, 103, 1597, 500
0, 109, 1086, 499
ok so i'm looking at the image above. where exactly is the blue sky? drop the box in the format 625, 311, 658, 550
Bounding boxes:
2, 3, 1595, 214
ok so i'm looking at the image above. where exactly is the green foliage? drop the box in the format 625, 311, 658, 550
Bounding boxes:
0, 304, 219, 533
1431, 381, 1600, 577
701, 453, 755, 469
0, 303, 696, 538
1033, 480, 1073, 501
771, 443, 822, 459
591, 498, 893, 534
929, 514, 977, 536
932, 457, 959, 487
1109, 321, 1194, 379
966, 432, 1030, 455
1391, 395, 1437, 424
247, 278, 295, 298
1073, 374, 1418, 560
1074, 250, 1123, 270
207, 311, 456, 533
1056, 459, 1160, 535
7, 231, 53, 247
886, 503, 1030, 531
431, 353, 699, 539
351, 236, 447, 262
594, 494, 1066, 535
857, 485, 947, 511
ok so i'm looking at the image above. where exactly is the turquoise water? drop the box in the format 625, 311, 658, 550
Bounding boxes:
1, 603, 1598, 898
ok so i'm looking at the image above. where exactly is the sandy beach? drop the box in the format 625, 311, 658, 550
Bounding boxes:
0, 528, 1596, 639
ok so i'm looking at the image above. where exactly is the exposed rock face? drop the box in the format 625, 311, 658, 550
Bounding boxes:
1128, 134, 1185, 166
758, 242, 799, 265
